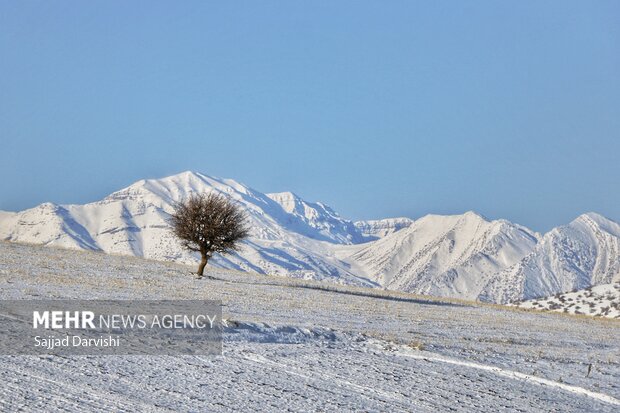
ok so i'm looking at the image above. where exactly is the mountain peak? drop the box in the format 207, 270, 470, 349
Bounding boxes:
572, 212, 620, 237
157, 170, 211, 185
417, 210, 490, 227
463, 210, 489, 221
577, 211, 616, 224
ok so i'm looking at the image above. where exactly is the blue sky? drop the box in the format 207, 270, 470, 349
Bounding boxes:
1, 1, 619, 232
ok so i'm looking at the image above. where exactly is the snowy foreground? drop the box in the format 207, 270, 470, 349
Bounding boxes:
0, 242, 619, 412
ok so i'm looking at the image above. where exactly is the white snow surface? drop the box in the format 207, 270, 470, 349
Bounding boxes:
0, 242, 618, 412
1, 171, 619, 304
266, 191, 366, 244
350, 212, 540, 301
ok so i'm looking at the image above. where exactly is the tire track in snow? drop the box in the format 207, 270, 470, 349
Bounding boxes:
389, 345, 620, 407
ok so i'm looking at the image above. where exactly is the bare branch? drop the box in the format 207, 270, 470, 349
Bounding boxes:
168, 192, 249, 276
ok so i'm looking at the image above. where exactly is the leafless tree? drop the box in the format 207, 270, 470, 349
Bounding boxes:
169, 193, 249, 277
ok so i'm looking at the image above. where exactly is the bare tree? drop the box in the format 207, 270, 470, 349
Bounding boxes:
169, 193, 249, 277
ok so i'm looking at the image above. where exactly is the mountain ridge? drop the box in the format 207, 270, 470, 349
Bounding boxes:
1, 170, 618, 304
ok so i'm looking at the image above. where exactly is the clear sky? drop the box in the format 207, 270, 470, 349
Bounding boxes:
1, 1, 619, 232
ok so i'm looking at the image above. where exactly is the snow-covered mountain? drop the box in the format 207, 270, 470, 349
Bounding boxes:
1, 171, 619, 304
354, 218, 413, 240
0, 171, 375, 286
266, 191, 365, 244
347, 212, 540, 301
483, 213, 620, 303
347, 212, 620, 303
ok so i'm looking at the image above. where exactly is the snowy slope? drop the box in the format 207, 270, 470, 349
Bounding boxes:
1, 242, 619, 412
483, 213, 620, 303
0, 203, 100, 250
266, 191, 365, 244
516, 283, 620, 318
348, 212, 539, 301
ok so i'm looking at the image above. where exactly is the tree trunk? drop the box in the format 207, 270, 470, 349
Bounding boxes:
197, 252, 209, 277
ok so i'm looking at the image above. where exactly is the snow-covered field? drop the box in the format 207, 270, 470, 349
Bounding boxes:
516, 283, 620, 318
0, 241, 618, 412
